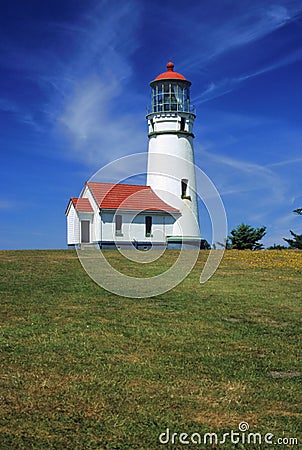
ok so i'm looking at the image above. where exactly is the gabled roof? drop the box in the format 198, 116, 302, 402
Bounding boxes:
86, 182, 179, 213
69, 197, 94, 213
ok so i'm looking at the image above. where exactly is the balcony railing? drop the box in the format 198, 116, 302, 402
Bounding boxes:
146, 103, 196, 115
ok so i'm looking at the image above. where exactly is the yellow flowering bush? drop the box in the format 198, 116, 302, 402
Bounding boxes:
222, 250, 302, 271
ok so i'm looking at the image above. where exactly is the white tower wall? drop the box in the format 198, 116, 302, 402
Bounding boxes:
147, 127, 199, 237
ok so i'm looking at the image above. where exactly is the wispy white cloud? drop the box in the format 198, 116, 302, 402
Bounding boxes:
0, 97, 44, 132
59, 77, 146, 166
172, 1, 302, 104
197, 141, 302, 243
182, 1, 302, 68
54, 0, 145, 166
198, 146, 287, 213
0, 0, 143, 161
267, 157, 302, 168
193, 47, 302, 104
262, 210, 302, 246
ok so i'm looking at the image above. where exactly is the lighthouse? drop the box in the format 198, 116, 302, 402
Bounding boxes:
66, 62, 202, 250
146, 62, 200, 245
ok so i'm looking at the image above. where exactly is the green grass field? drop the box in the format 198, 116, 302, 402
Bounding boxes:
0, 250, 301, 449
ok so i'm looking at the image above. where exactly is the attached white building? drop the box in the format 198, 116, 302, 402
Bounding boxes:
65, 182, 180, 249
66, 62, 203, 249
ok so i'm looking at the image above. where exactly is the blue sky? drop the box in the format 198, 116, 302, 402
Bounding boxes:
1, 0, 302, 249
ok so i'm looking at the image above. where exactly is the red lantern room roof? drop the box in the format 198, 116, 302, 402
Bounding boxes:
154, 62, 187, 81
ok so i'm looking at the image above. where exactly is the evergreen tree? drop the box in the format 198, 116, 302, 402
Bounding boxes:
228, 223, 266, 250
267, 244, 288, 250
283, 208, 302, 249
283, 230, 302, 249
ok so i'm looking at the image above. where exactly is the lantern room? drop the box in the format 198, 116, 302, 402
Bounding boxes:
148, 62, 195, 114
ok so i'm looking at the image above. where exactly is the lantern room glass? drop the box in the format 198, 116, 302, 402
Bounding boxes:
151, 82, 191, 113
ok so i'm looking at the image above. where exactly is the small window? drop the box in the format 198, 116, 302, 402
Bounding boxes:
115, 214, 123, 235
180, 117, 185, 131
181, 179, 188, 197
145, 216, 152, 237
150, 118, 154, 132
181, 179, 191, 200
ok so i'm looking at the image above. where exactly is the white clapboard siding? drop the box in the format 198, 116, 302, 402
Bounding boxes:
67, 204, 80, 245
82, 186, 101, 242
101, 212, 175, 242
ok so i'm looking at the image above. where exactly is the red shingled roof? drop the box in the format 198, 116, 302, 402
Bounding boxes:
87, 182, 179, 213
71, 197, 94, 212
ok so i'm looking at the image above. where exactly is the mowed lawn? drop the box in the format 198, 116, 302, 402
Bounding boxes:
0, 249, 301, 449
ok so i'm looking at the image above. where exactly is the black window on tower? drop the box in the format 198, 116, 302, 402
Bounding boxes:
180, 117, 185, 131
145, 216, 152, 237
181, 179, 188, 197
181, 179, 191, 200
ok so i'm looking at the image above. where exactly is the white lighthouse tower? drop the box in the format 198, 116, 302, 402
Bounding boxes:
146, 62, 200, 246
